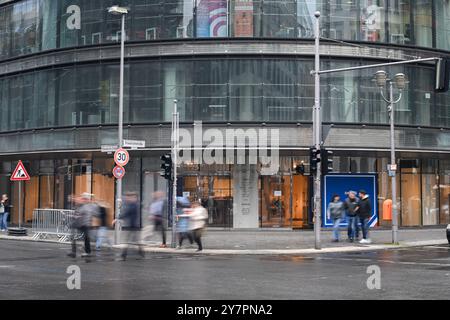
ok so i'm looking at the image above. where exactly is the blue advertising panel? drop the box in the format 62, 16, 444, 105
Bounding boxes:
322, 174, 378, 228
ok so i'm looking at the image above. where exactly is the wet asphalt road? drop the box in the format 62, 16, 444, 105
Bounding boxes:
0, 240, 449, 300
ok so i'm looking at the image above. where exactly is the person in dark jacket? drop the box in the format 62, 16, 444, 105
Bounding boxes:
344, 191, 359, 242
356, 190, 372, 244
115, 192, 144, 260
0, 194, 10, 231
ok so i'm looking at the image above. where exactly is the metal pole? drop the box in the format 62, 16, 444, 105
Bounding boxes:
313, 11, 321, 250
389, 82, 399, 244
114, 13, 125, 245
171, 100, 178, 248
19, 181, 22, 229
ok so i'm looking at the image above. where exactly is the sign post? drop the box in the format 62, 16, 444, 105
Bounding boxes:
10, 160, 30, 236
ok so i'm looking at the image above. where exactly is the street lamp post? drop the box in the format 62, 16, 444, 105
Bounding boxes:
374, 70, 407, 245
108, 5, 129, 245
313, 11, 322, 250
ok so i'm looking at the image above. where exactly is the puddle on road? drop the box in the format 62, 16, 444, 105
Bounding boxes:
259, 255, 316, 263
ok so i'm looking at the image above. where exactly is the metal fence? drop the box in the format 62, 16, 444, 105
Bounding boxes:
31, 209, 83, 242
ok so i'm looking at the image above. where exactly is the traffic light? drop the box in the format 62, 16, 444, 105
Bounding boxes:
435, 58, 449, 93
295, 162, 305, 175
309, 147, 321, 175
160, 154, 172, 180
321, 148, 334, 175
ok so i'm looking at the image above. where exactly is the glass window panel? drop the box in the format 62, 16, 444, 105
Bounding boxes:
434, 1, 450, 50
422, 159, 439, 225
133, 0, 163, 40
229, 59, 262, 121
439, 160, 450, 225
162, 0, 194, 39
387, 0, 411, 45
193, 60, 229, 121
262, 0, 297, 38
400, 160, 421, 226
130, 61, 162, 122
413, 0, 432, 47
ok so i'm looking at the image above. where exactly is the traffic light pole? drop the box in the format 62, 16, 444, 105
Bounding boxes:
313, 11, 322, 250
171, 100, 179, 248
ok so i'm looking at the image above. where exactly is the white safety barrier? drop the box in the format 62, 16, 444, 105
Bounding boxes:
31, 209, 82, 242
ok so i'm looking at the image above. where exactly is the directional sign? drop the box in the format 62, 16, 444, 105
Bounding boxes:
123, 139, 145, 149
10, 160, 30, 181
112, 165, 126, 179
114, 148, 130, 166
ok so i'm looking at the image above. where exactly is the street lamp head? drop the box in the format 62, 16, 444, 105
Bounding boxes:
108, 5, 129, 15
394, 73, 407, 90
374, 70, 387, 87
314, 11, 321, 18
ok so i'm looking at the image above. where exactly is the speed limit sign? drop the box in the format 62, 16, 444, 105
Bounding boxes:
114, 148, 130, 166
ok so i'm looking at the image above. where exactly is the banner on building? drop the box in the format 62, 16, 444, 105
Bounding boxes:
322, 174, 378, 228
197, 0, 228, 37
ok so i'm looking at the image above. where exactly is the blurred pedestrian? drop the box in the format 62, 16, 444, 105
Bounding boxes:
0, 194, 10, 231
327, 194, 344, 242
68, 192, 98, 258
189, 201, 208, 252
176, 196, 193, 249
344, 191, 359, 242
357, 190, 372, 244
114, 192, 144, 260
149, 191, 167, 248
95, 200, 112, 250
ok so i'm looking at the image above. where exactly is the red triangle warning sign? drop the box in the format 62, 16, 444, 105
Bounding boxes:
11, 160, 30, 181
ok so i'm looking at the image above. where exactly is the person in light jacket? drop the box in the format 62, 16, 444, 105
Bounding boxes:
189, 201, 208, 252
327, 194, 345, 242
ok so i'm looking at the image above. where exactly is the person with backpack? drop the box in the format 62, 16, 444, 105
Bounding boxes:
327, 194, 345, 242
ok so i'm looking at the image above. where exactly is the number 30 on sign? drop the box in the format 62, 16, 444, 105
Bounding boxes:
114, 148, 129, 166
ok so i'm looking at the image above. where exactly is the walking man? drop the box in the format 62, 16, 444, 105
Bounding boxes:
357, 190, 372, 244
115, 192, 145, 260
68, 193, 97, 258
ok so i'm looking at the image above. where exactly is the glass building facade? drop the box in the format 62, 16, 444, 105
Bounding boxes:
1, 0, 450, 61
0, 0, 449, 230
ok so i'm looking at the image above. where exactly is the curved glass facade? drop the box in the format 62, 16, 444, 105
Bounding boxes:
1, 0, 450, 61
0, 58, 448, 132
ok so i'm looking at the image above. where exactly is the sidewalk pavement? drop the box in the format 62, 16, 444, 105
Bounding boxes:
0, 227, 448, 255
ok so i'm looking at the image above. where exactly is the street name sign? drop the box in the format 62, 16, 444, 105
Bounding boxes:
123, 139, 145, 149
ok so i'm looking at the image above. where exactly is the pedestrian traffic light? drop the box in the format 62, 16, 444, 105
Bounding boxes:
321, 148, 334, 175
435, 58, 449, 93
309, 147, 321, 175
295, 162, 305, 175
160, 154, 172, 180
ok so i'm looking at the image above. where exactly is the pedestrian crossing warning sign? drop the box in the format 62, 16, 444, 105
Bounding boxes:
10, 160, 30, 181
